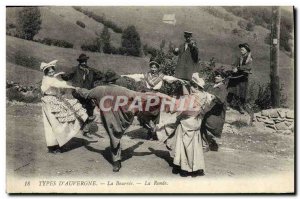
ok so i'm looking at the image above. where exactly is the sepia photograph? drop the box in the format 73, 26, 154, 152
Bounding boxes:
5, 5, 295, 194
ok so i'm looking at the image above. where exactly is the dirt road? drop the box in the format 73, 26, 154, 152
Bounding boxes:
6, 102, 294, 181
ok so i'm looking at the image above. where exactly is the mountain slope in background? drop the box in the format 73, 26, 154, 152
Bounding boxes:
6, 6, 294, 106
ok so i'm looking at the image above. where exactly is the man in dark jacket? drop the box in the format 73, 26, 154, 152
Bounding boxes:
201, 68, 228, 151
62, 54, 103, 135
173, 31, 199, 96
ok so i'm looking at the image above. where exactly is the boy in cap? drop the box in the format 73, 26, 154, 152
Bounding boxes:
227, 43, 253, 115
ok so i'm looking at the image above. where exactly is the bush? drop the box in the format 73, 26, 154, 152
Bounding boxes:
81, 44, 99, 52
37, 38, 74, 48
203, 7, 234, 21
231, 28, 239, 34
246, 21, 255, 31
143, 44, 158, 57
76, 20, 86, 28
7, 23, 16, 29
7, 88, 41, 103
121, 25, 142, 57
224, 6, 293, 52
14, 51, 41, 70
6, 83, 41, 103
100, 26, 112, 54
73, 6, 123, 33
16, 7, 42, 40
264, 33, 271, 45
237, 20, 247, 29
247, 82, 288, 112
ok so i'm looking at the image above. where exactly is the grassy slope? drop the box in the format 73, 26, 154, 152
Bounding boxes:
6, 62, 43, 85
86, 6, 294, 105
6, 6, 294, 106
6, 36, 148, 75
6, 7, 121, 49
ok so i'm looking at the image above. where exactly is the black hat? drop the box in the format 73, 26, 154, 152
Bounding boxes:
105, 69, 120, 83
238, 43, 251, 52
184, 31, 193, 37
149, 57, 161, 68
214, 67, 228, 78
77, 53, 89, 62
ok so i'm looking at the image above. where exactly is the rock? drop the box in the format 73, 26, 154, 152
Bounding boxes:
285, 118, 294, 123
275, 122, 289, 131
286, 110, 294, 119
261, 110, 269, 117
279, 130, 293, 135
253, 122, 265, 129
264, 126, 276, 133
254, 112, 261, 117
277, 109, 287, 118
256, 115, 268, 120
285, 121, 293, 127
225, 110, 251, 125
256, 116, 275, 125
269, 109, 279, 118
274, 118, 285, 123
266, 124, 276, 130
288, 123, 294, 132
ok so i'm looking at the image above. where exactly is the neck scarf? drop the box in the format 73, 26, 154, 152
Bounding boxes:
240, 52, 252, 66
79, 65, 90, 80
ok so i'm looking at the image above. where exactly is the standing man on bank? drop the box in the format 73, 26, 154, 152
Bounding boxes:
173, 31, 199, 96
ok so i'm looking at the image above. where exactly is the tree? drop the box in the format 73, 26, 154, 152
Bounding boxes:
100, 26, 111, 54
121, 25, 141, 57
16, 7, 42, 40
160, 39, 166, 51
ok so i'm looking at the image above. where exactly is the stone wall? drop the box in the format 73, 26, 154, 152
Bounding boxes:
253, 108, 294, 135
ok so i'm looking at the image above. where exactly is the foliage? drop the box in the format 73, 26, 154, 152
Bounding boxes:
237, 20, 255, 31
81, 43, 99, 52
14, 51, 42, 70
16, 7, 42, 40
203, 7, 234, 21
36, 38, 74, 48
121, 25, 142, 57
246, 21, 255, 31
73, 6, 123, 33
6, 81, 41, 103
247, 82, 288, 112
224, 6, 293, 52
76, 20, 86, 28
100, 26, 112, 54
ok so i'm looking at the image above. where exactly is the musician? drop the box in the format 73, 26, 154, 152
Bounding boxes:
173, 31, 199, 96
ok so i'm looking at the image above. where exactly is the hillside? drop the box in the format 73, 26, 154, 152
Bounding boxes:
6, 6, 294, 107
6, 62, 43, 85
6, 36, 148, 75
6, 7, 122, 49
72, 6, 295, 106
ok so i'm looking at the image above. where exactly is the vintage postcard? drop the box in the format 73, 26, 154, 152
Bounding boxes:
6, 6, 295, 193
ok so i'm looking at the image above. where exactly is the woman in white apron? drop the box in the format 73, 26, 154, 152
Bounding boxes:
40, 60, 88, 153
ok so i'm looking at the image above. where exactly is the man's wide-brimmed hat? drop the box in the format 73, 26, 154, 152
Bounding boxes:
191, 72, 205, 88
105, 69, 121, 82
77, 53, 89, 62
214, 67, 228, 78
184, 31, 193, 37
40, 60, 58, 72
239, 43, 251, 52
